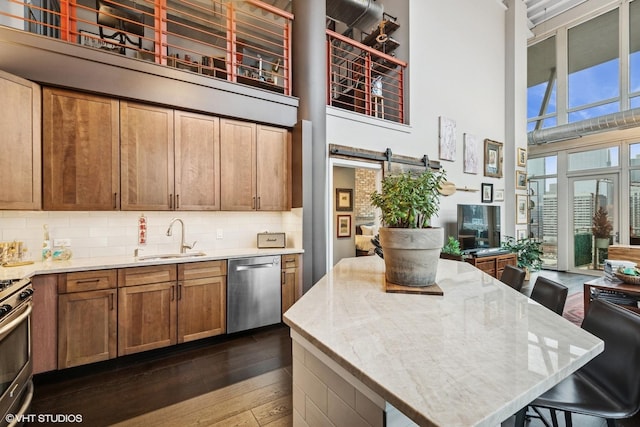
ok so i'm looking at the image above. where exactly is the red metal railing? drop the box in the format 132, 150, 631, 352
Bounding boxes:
327, 29, 406, 124
1, 0, 292, 95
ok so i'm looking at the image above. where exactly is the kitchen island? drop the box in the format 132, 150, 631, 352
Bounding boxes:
283, 256, 603, 427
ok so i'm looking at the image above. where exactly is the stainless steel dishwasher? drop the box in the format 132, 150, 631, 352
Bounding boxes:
227, 255, 282, 333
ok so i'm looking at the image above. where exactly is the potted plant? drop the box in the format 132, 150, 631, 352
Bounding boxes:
501, 236, 543, 279
592, 206, 612, 249
370, 169, 446, 287
440, 236, 463, 261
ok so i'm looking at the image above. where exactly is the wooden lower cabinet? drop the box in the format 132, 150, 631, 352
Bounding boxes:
281, 254, 302, 314
178, 261, 226, 343
465, 253, 517, 279
32, 274, 58, 374
57, 270, 118, 369
118, 265, 178, 356
118, 282, 177, 356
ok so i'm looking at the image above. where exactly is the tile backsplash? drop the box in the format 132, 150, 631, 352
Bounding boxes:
0, 209, 302, 260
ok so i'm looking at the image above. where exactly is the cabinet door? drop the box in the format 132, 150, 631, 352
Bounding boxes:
174, 111, 220, 210
43, 88, 119, 210
118, 282, 177, 356
120, 101, 174, 210
178, 276, 226, 343
220, 119, 256, 210
0, 70, 41, 209
31, 274, 58, 374
281, 254, 301, 315
58, 289, 117, 369
257, 125, 291, 211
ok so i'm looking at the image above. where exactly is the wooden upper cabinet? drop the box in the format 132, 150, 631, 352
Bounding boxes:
220, 120, 290, 211
0, 70, 41, 210
43, 88, 119, 210
220, 119, 256, 210
257, 125, 291, 211
120, 101, 174, 210
174, 111, 220, 210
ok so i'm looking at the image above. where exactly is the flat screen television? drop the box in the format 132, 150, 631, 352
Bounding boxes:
457, 204, 501, 252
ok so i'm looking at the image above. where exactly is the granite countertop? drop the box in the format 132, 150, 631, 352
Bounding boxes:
284, 256, 603, 427
0, 247, 303, 281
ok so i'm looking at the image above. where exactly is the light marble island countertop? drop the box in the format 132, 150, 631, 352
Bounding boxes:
284, 256, 603, 427
0, 247, 303, 281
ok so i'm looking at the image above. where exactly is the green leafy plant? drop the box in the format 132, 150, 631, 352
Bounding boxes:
592, 206, 613, 239
501, 236, 543, 272
370, 169, 446, 228
442, 236, 462, 256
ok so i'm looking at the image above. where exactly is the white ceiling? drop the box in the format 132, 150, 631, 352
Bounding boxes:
257, 0, 588, 30
524, 0, 589, 28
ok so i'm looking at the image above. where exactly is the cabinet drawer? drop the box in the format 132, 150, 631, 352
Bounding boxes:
497, 256, 516, 270
179, 260, 226, 280
118, 265, 177, 287
59, 270, 117, 293
282, 254, 298, 268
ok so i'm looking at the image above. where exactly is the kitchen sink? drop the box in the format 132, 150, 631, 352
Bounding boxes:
136, 251, 207, 261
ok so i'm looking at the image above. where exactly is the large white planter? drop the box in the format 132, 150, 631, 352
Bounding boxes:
595, 237, 610, 249
379, 227, 444, 287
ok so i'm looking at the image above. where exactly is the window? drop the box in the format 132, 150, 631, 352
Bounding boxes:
568, 147, 619, 171
631, 143, 640, 245
527, 36, 556, 130
630, 0, 640, 96
568, 9, 619, 122
528, 155, 558, 269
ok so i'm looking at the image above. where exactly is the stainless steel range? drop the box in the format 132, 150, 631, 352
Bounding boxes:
0, 277, 34, 427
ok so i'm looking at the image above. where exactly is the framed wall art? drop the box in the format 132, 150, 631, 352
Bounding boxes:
337, 215, 352, 238
516, 194, 528, 224
517, 147, 527, 167
494, 188, 504, 202
481, 183, 493, 203
516, 228, 527, 240
439, 116, 457, 161
516, 170, 527, 190
484, 139, 503, 178
335, 188, 353, 211
463, 133, 479, 174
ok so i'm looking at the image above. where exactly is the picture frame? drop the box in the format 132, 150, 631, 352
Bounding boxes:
516, 170, 527, 190
337, 215, 352, 238
335, 188, 353, 211
463, 133, 479, 174
516, 194, 528, 224
481, 183, 493, 203
516, 228, 527, 240
484, 139, 503, 178
494, 189, 504, 202
439, 116, 457, 161
517, 147, 527, 167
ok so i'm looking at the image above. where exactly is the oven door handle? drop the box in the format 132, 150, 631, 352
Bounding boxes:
0, 302, 32, 339
6, 380, 34, 427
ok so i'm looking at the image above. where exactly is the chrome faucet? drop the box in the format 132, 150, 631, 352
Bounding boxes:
166, 218, 196, 254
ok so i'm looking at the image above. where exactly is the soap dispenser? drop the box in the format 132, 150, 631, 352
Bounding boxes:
42, 224, 52, 262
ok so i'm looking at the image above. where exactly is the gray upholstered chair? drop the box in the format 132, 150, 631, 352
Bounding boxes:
499, 264, 526, 292
520, 299, 640, 427
530, 276, 568, 315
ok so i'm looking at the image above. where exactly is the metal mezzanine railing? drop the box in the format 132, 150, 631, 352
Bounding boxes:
327, 29, 407, 124
0, 0, 292, 95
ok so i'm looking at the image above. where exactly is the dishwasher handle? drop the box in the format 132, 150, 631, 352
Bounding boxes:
234, 262, 277, 271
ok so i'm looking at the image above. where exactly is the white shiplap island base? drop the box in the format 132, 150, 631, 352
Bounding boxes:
283, 256, 604, 427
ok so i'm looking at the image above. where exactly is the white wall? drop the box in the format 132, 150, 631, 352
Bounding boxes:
327, 0, 509, 241
0, 210, 302, 260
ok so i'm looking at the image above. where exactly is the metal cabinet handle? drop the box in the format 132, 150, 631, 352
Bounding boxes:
176, 194, 180, 209
113, 192, 118, 209
169, 194, 173, 209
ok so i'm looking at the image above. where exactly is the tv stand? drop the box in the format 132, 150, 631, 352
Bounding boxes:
465, 252, 517, 279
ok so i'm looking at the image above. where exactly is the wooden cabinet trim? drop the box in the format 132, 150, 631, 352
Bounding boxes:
59, 269, 117, 293
118, 265, 177, 287
178, 260, 226, 280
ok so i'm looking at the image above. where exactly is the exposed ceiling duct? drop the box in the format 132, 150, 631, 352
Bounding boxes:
326, 0, 383, 32
528, 108, 640, 145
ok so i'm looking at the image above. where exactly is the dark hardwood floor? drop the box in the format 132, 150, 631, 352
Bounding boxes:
29, 325, 292, 426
